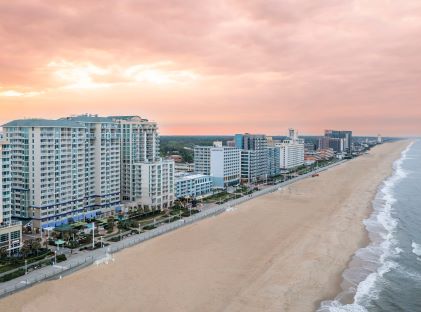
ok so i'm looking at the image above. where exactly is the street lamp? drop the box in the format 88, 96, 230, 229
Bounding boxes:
92, 222, 95, 249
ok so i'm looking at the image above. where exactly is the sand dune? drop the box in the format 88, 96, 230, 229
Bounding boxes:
0, 141, 409, 312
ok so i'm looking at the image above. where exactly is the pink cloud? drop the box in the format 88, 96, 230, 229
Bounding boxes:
0, 0, 421, 136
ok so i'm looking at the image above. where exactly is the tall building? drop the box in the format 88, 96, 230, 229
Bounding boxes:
276, 129, 304, 170
112, 116, 159, 202
3, 119, 91, 229
194, 142, 241, 188
0, 139, 22, 255
325, 130, 353, 153
133, 160, 175, 210
194, 146, 211, 175
267, 146, 281, 177
235, 134, 268, 183
3, 114, 172, 229
64, 115, 121, 218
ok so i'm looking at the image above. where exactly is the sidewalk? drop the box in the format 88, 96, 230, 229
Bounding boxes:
0, 159, 347, 299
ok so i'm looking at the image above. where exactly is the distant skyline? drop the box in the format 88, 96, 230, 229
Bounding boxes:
1, 1, 421, 136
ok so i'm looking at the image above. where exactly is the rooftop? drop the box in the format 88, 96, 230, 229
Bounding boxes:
3, 119, 85, 128
175, 172, 210, 181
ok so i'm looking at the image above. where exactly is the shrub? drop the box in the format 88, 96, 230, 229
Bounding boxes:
0, 269, 25, 282
56, 254, 67, 263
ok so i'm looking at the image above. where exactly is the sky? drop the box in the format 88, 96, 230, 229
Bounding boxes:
0, 0, 421, 136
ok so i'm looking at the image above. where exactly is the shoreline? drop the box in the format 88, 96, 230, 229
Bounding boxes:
318, 140, 414, 311
0, 141, 409, 312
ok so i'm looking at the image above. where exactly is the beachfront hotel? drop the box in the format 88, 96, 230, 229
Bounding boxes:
235, 133, 268, 183
2, 114, 173, 230
0, 138, 22, 255
194, 141, 241, 188
175, 172, 212, 199
324, 130, 353, 153
275, 129, 305, 170
267, 146, 281, 177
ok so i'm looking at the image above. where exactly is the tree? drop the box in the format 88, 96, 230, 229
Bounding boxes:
20, 241, 31, 259
0, 246, 8, 259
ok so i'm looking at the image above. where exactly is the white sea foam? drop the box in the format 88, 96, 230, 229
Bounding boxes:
317, 142, 414, 312
411, 241, 421, 257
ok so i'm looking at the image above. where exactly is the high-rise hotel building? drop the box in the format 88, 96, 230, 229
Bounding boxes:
117, 116, 174, 211
3, 115, 174, 230
235, 134, 268, 183
275, 129, 305, 170
194, 142, 241, 188
0, 138, 22, 255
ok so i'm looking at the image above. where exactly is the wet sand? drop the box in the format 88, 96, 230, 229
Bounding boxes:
0, 141, 409, 312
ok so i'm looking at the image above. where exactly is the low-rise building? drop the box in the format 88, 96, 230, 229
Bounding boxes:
175, 172, 212, 199
317, 148, 335, 160
175, 163, 194, 172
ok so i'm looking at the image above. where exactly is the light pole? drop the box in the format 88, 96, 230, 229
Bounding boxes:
92, 222, 95, 249
54, 250, 57, 265
25, 259, 28, 275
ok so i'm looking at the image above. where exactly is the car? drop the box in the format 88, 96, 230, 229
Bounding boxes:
312, 173, 319, 177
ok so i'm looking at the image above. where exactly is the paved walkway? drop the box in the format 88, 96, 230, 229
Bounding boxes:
0, 160, 347, 298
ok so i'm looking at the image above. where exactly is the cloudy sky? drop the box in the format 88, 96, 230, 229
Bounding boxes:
1, 0, 420, 136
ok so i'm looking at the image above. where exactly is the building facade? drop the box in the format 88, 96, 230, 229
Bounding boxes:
0, 139, 22, 255
175, 172, 212, 199
113, 116, 159, 202
325, 130, 353, 153
235, 134, 268, 183
3, 114, 171, 230
194, 142, 241, 188
276, 129, 305, 170
64, 115, 121, 218
134, 160, 175, 210
267, 146, 281, 177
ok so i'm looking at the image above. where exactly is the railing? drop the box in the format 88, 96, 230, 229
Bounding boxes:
0, 160, 347, 298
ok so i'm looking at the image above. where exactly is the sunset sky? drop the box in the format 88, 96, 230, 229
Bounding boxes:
1, 0, 420, 136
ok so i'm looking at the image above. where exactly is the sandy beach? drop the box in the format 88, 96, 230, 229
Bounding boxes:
0, 140, 409, 312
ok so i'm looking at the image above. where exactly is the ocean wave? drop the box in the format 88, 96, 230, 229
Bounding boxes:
317, 142, 414, 312
411, 241, 421, 257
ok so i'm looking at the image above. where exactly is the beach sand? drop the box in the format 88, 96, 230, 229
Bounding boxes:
0, 141, 409, 312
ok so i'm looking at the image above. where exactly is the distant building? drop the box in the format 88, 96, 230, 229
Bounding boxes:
175, 163, 194, 172
226, 140, 235, 147
325, 130, 352, 153
235, 133, 268, 183
267, 146, 281, 177
317, 148, 335, 160
276, 129, 304, 170
169, 155, 183, 163
304, 142, 316, 153
377, 134, 382, 144
194, 142, 241, 188
194, 145, 212, 175
175, 172, 212, 199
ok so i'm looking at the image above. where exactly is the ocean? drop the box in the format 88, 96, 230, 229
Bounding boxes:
318, 140, 421, 312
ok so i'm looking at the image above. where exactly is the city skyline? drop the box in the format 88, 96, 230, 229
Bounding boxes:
1, 1, 421, 136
